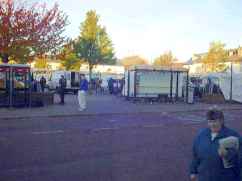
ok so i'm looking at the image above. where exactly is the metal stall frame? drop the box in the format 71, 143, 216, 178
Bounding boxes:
11, 65, 31, 107
0, 66, 10, 107
170, 69, 173, 102
127, 70, 130, 99
0, 64, 31, 107
176, 72, 179, 101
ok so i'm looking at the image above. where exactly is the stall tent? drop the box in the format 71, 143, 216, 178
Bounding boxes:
123, 65, 189, 102
202, 72, 242, 103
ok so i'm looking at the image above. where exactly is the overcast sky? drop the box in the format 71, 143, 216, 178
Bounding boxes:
39, 0, 242, 62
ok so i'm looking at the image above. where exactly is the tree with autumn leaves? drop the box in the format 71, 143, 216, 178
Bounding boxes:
34, 57, 49, 69
201, 41, 228, 72
0, 0, 68, 63
153, 51, 177, 67
120, 55, 148, 68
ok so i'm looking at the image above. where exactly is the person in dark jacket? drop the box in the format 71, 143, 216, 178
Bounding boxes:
58, 75, 66, 104
31, 79, 38, 92
190, 108, 242, 181
108, 78, 113, 94
40, 76, 46, 92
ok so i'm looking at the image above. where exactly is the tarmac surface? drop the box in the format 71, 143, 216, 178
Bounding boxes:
0, 95, 242, 181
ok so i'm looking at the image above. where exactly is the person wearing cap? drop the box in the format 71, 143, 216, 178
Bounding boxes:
189, 108, 242, 181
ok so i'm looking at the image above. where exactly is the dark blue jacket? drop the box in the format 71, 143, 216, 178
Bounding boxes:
80, 79, 88, 91
190, 127, 242, 181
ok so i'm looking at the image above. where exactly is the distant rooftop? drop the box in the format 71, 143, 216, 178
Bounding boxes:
188, 46, 242, 64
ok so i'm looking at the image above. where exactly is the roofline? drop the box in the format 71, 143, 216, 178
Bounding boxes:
0, 63, 30, 68
128, 65, 188, 72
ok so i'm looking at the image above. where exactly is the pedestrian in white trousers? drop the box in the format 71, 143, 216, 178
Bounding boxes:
78, 90, 86, 110
78, 75, 88, 111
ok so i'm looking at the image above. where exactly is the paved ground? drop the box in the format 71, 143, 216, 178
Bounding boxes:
0, 95, 242, 181
0, 94, 241, 119
0, 109, 242, 181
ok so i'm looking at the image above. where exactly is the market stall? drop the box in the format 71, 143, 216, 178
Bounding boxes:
123, 65, 189, 102
0, 64, 31, 107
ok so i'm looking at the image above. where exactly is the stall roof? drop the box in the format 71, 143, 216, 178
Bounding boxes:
128, 65, 188, 72
0, 63, 30, 68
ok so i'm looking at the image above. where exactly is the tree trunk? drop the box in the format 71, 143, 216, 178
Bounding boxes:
89, 64, 93, 83
89, 63, 93, 93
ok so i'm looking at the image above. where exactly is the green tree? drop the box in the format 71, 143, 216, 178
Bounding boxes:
202, 41, 228, 72
61, 53, 82, 71
74, 10, 116, 81
59, 41, 81, 71
11, 46, 34, 64
153, 51, 176, 67
98, 27, 116, 64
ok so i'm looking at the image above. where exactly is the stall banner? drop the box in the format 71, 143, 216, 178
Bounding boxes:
0, 67, 10, 72
13, 67, 30, 73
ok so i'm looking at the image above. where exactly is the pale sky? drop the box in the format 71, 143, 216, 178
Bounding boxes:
39, 0, 242, 62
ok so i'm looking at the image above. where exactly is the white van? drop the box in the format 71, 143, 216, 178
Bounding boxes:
48, 71, 81, 94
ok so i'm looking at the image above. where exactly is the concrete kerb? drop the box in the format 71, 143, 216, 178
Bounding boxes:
0, 107, 241, 121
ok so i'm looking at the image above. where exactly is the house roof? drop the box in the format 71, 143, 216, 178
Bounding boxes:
189, 50, 242, 65
226, 56, 242, 63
